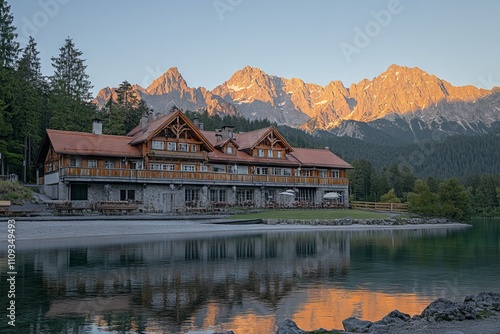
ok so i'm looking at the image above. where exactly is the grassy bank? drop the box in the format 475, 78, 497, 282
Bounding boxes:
231, 208, 391, 220
0, 181, 33, 204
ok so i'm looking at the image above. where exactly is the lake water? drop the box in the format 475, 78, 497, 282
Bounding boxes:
1, 219, 499, 334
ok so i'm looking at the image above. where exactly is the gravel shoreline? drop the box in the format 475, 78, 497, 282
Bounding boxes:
0, 216, 470, 244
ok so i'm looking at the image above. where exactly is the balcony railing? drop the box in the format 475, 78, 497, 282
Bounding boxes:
57, 167, 349, 187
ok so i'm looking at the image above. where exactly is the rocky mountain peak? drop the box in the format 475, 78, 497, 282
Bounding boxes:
146, 67, 190, 95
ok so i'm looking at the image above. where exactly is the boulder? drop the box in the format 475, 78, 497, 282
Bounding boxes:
421, 298, 477, 321
276, 319, 307, 334
342, 317, 373, 332
464, 292, 500, 311
378, 310, 411, 325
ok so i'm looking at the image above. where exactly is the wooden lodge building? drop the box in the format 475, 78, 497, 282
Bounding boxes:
37, 110, 352, 212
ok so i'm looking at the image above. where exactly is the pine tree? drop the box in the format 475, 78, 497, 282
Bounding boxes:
15, 37, 46, 181
49, 37, 95, 131
0, 0, 18, 68
0, 0, 19, 175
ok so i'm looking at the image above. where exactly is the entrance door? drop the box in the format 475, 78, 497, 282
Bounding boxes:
163, 193, 176, 212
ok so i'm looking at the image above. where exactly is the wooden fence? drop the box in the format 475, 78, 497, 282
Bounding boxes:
350, 201, 408, 213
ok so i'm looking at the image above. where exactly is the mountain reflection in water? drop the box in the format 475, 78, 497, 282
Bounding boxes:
1, 220, 499, 334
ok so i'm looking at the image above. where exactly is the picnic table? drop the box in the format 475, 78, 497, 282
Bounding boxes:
96, 201, 139, 215
0, 200, 41, 217
54, 202, 86, 215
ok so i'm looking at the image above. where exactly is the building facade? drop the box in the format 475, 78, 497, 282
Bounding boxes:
37, 110, 352, 212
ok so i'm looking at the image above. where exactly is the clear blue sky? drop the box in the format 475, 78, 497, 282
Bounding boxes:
9, 0, 500, 96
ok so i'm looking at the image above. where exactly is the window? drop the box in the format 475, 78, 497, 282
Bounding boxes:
152, 140, 164, 150
332, 170, 340, 178
277, 151, 282, 158
274, 168, 282, 175
302, 169, 311, 177
320, 169, 327, 178
185, 189, 200, 203
179, 143, 189, 152
150, 163, 175, 170
181, 165, 195, 172
191, 144, 198, 152
200, 165, 208, 172
236, 189, 254, 204
227, 165, 237, 174
256, 167, 268, 175
105, 161, 114, 169
226, 146, 233, 154
297, 188, 314, 202
70, 184, 88, 200
130, 161, 143, 170
88, 160, 97, 168
167, 142, 176, 151
267, 149, 273, 158
212, 165, 225, 173
209, 189, 226, 202
70, 158, 81, 167
258, 149, 264, 157
47, 163, 53, 172
283, 168, 292, 176
120, 189, 135, 201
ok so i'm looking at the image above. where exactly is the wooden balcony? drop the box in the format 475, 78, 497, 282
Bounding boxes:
57, 167, 349, 188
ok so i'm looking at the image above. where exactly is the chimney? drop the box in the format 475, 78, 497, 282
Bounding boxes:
140, 115, 149, 129
221, 125, 234, 140
92, 119, 102, 135
193, 117, 204, 130
215, 129, 223, 142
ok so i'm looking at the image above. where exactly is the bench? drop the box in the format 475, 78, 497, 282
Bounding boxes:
0, 200, 12, 216
96, 202, 138, 215
54, 202, 86, 216
0, 200, 40, 217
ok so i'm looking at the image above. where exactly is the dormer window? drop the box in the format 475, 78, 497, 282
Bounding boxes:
179, 143, 189, 152
226, 146, 233, 154
277, 151, 282, 158
258, 149, 264, 157
267, 150, 273, 158
152, 140, 164, 150
167, 142, 176, 151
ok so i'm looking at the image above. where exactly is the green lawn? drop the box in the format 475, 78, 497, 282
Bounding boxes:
231, 209, 390, 220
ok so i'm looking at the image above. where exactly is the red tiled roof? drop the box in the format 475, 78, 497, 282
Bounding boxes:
129, 113, 177, 145
46, 129, 141, 157
289, 148, 353, 168
207, 150, 299, 166
234, 128, 272, 150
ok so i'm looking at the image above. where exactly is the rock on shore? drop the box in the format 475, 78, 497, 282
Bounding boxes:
264, 217, 458, 226
276, 292, 500, 334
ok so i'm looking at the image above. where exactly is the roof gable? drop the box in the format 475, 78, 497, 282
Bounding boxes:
236, 127, 294, 151
130, 111, 215, 151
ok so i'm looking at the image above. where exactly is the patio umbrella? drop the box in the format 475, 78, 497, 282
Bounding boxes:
279, 191, 295, 196
323, 192, 339, 199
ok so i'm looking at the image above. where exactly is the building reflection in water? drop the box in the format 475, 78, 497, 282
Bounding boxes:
8, 227, 469, 333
